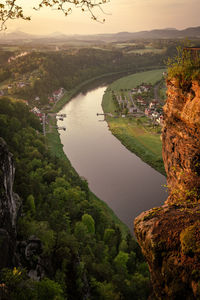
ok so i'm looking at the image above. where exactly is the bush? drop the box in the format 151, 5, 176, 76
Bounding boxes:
167, 46, 200, 88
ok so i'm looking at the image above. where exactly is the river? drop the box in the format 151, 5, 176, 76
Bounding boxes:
57, 86, 167, 232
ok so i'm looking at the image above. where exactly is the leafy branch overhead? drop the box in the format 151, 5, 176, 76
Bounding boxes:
0, 0, 110, 30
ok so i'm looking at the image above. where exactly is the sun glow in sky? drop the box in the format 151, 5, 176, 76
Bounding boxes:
6, 0, 200, 35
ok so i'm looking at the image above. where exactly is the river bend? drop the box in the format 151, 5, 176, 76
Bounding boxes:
58, 86, 166, 231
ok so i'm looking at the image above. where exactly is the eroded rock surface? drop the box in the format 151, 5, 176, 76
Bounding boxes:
135, 204, 200, 299
17, 236, 44, 280
0, 138, 45, 279
0, 137, 20, 268
163, 80, 200, 203
134, 80, 200, 299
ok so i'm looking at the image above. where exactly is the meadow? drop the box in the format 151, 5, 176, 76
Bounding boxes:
102, 69, 166, 175
127, 48, 165, 54
105, 69, 166, 92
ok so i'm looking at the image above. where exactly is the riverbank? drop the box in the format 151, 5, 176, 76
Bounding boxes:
55, 85, 166, 232
51, 70, 140, 113
46, 120, 129, 236
46, 76, 131, 236
51, 66, 165, 113
102, 69, 166, 176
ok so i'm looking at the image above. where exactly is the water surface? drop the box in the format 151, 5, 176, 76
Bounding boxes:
58, 86, 167, 231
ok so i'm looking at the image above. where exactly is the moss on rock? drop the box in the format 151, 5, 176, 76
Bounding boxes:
180, 221, 200, 257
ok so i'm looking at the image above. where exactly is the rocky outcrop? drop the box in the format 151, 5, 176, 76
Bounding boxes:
134, 79, 200, 299
135, 204, 200, 299
162, 79, 200, 203
0, 138, 45, 280
17, 236, 44, 280
0, 137, 21, 268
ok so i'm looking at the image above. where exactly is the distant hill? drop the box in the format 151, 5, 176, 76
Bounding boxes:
0, 30, 38, 40
98, 26, 200, 41
1, 26, 200, 43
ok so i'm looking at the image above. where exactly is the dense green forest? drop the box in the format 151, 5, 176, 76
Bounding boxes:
0, 47, 167, 104
0, 40, 189, 299
0, 97, 150, 299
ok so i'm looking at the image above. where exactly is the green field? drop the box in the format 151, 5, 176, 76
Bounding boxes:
127, 48, 166, 54
0, 46, 19, 51
106, 116, 165, 174
115, 43, 137, 48
114, 43, 166, 54
102, 69, 166, 175
105, 69, 166, 93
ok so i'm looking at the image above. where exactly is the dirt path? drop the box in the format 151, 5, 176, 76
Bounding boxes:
45, 113, 57, 134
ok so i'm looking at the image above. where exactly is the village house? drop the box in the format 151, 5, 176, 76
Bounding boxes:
31, 107, 44, 122
156, 115, 164, 125
152, 111, 159, 119
149, 100, 158, 109
52, 87, 65, 100
137, 96, 146, 106
137, 88, 143, 94
17, 82, 26, 88
131, 88, 138, 94
145, 108, 151, 116
140, 84, 152, 92
48, 96, 54, 104
131, 83, 152, 95
48, 87, 65, 104
31, 107, 41, 115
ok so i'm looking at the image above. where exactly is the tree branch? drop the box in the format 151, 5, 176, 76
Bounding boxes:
0, 0, 110, 30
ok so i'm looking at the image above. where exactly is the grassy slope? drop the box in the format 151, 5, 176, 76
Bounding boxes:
102, 69, 166, 175
106, 69, 166, 91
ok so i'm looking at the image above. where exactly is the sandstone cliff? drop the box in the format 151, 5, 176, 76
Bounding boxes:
0, 137, 20, 268
134, 79, 200, 299
0, 138, 45, 279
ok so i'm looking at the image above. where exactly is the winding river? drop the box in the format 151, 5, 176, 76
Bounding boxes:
57, 86, 167, 232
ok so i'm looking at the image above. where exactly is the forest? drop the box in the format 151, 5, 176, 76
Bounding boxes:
0, 39, 199, 299
0, 97, 150, 299
0, 44, 168, 105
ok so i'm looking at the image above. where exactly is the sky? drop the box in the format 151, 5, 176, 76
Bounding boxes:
6, 0, 200, 35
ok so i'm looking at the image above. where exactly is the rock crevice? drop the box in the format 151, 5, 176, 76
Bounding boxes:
0, 137, 20, 268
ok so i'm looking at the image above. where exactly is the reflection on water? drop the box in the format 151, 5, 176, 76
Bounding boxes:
58, 86, 167, 232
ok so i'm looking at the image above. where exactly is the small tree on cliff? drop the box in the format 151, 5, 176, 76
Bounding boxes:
0, 0, 109, 30
167, 45, 200, 88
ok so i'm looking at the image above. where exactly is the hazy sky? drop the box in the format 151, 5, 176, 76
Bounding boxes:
6, 0, 200, 35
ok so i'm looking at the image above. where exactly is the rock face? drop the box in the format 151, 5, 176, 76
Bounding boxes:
17, 236, 44, 280
0, 137, 20, 268
134, 80, 200, 299
0, 138, 45, 279
163, 79, 200, 203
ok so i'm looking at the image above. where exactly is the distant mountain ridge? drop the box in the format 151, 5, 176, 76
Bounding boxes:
1, 26, 200, 43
